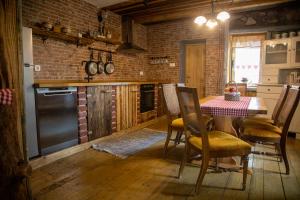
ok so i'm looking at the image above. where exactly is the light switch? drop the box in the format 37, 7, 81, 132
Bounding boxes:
169, 63, 176, 67
139, 71, 144, 76
34, 65, 41, 72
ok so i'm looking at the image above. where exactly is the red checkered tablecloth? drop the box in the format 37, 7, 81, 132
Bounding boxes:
0, 89, 13, 105
200, 96, 251, 117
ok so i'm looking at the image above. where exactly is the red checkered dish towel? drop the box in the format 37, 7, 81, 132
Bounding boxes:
200, 96, 251, 117
0, 89, 13, 105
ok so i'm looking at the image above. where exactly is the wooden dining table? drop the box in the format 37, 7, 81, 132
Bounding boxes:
198, 96, 268, 170
199, 96, 268, 137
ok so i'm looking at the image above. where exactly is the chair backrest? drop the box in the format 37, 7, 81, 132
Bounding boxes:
277, 86, 300, 138
272, 85, 290, 123
225, 83, 247, 96
176, 87, 208, 137
161, 84, 181, 118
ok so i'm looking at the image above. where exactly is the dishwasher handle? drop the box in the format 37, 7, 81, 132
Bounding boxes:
43, 92, 74, 96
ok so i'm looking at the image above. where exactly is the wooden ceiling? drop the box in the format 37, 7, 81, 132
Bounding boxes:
103, 0, 293, 24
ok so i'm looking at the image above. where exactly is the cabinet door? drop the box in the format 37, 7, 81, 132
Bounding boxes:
263, 39, 291, 67
291, 36, 300, 67
116, 85, 138, 131
87, 86, 112, 140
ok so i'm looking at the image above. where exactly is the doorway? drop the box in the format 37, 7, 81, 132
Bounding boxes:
181, 41, 206, 98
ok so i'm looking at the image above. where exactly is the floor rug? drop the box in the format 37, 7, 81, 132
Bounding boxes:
92, 128, 166, 159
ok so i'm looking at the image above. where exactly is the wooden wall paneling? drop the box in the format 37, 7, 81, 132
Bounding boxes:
116, 85, 138, 131
87, 86, 113, 140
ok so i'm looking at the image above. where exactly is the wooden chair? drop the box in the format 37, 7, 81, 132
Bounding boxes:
176, 87, 252, 193
242, 85, 290, 127
161, 84, 184, 155
240, 86, 300, 174
225, 83, 247, 96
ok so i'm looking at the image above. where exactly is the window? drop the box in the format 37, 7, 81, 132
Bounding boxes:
230, 34, 265, 86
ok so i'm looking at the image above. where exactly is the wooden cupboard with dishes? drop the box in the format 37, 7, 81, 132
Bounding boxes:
262, 36, 300, 68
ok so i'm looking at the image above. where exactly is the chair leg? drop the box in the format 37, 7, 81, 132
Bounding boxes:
241, 155, 249, 190
164, 125, 172, 156
176, 131, 183, 144
178, 141, 190, 179
280, 141, 290, 175
195, 156, 209, 194
275, 143, 282, 162
174, 131, 180, 145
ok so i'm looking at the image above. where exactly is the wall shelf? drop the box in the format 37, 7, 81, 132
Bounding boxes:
32, 27, 93, 46
32, 27, 122, 46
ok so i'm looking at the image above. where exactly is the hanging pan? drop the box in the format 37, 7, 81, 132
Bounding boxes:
82, 50, 98, 76
104, 52, 115, 74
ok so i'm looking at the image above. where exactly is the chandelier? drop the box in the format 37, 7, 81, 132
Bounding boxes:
194, 0, 230, 28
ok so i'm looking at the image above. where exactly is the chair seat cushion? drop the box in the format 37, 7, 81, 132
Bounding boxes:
171, 118, 184, 128
242, 120, 282, 134
243, 116, 274, 124
242, 127, 281, 140
189, 131, 251, 154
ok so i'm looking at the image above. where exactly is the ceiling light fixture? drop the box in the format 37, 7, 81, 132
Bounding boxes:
194, 0, 230, 28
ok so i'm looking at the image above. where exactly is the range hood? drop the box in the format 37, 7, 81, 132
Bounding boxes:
117, 16, 147, 53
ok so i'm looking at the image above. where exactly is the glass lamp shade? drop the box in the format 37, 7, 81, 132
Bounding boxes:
206, 19, 218, 28
194, 16, 207, 25
217, 11, 230, 22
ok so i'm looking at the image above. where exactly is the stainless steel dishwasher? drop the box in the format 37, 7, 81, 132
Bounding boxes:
36, 87, 78, 155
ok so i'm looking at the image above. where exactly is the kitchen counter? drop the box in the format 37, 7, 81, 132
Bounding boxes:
34, 80, 166, 88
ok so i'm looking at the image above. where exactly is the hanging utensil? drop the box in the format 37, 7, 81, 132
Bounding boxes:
97, 52, 104, 74
104, 52, 115, 74
82, 50, 98, 76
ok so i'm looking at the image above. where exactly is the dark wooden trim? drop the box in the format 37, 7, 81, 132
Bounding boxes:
179, 39, 206, 83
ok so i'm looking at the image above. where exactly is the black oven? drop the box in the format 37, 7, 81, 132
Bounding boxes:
140, 84, 155, 113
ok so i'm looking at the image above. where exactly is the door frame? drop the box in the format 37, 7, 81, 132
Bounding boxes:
179, 39, 206, 83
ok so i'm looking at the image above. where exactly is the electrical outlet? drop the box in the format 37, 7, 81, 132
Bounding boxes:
139, 71, 144, 76
169, 63, 176, 67
34, 65, 41, 72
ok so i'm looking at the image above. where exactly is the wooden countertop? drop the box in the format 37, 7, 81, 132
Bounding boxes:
34, 80, 166, 88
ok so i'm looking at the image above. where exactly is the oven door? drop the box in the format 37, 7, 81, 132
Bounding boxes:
140, 90, 155, 113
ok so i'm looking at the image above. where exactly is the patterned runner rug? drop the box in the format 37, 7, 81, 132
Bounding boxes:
92, 128, 166, 159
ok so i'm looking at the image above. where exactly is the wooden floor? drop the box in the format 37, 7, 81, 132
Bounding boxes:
30, 119, 300, 200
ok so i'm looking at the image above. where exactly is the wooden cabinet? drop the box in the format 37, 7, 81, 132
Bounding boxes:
262, 37, 300, 68
262, 39, 291, 68
291, 37, 300, 67
116, 85, 139, 131
87, 86, 113, 140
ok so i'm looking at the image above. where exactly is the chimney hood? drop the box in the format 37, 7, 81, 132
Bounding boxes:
117, 16, 147, 53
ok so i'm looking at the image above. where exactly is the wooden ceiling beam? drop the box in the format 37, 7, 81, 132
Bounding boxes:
103, 0, 167, 12
116, 0, 212, 16
127, 0, 293, 24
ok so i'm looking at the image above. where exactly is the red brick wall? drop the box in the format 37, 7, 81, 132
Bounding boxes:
111, 86, 117, 133
146, 19, 225, 95
77, 86, 88, 143
22, 0, 149, 82
22, 0, 225, 94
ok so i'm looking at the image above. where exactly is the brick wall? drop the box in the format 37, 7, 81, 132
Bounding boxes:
22, 0, 226, 94
22, 0, 149, 82
146, 19, 225, 95
77, 86, 88, 143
